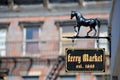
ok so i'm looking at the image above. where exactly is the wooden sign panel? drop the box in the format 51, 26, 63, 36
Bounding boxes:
66, 48, 105, 72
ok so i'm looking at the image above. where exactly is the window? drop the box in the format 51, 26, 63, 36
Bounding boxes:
24, 26, 40, 54
112, 76, 118, 80
23, 76, 39, 80
0, 0, 43, 5
60, 76, 76, 80
19, 21, 43, 56
14, 0, 43, 5
94, 19, 109, 55
0, 23, 9, 56
49, 0, 78, 3
84, 0, 111, 1
0, 28, 6, 56
23, 26, 40, 55
99, 24, 109, 52
95, 75, 110, 80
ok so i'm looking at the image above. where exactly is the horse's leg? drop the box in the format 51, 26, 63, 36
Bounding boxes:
87, 27, 92, 36
74, 25, 77, 32
74, 25, 78, 36
93, 26, 97, 36
76, 26, 80, 36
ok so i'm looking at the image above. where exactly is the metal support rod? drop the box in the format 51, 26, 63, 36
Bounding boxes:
63, 36, 110, 40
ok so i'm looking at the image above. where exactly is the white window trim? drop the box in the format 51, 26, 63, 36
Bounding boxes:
0, 28, 7, 56
59, 27, 62, 55
23, 28, 26, 56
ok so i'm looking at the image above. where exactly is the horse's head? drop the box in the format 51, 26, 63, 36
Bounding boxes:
71, 11, 82, 19
71, 11, 76, 19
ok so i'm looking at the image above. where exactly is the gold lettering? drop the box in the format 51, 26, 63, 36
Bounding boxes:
67, 54, 81, 63
68, 54, 71, 62
82, 54, 103, 62
76, 64, 83, 68
97, 55, 103, 62
83, 54, 88, 62
85, 64, 95, 68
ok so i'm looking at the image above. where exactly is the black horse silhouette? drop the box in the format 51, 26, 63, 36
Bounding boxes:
70, 11, 100, 37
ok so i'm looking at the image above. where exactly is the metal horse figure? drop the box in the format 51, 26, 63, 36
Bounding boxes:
70, 11, 100, 37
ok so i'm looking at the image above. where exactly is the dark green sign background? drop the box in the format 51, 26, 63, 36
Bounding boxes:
66, 48, 105, 72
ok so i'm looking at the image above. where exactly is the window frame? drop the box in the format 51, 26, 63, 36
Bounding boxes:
19, 21, 43, 56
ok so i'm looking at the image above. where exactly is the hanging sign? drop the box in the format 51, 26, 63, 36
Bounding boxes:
66, 48, 105, 72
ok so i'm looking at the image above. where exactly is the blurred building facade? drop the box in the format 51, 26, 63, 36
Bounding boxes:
110, 0, 120, 80
0, 0, 111, 80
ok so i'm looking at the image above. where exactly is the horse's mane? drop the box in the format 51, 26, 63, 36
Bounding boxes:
76, 11, 84, 18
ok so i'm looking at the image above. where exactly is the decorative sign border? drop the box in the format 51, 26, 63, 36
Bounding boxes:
65, 48, 105, 72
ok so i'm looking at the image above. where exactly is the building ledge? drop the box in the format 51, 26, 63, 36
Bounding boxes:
0, 2, 111, 18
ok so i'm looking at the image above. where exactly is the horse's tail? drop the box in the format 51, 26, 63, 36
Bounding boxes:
95, 18, 101, 36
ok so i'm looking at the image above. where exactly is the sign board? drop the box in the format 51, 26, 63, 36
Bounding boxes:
66, 48, 105, 72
